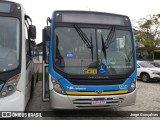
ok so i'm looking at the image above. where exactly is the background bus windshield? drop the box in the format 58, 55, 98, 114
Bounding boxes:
0, 17, 19, 72
54, 26, 134, 76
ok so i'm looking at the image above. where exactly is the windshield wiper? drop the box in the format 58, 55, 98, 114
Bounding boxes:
90, 34, 93, 61
74, 25, 94, 61
101, 34, 107, 59
74, 25, 93, 48
101, 27, 115, 59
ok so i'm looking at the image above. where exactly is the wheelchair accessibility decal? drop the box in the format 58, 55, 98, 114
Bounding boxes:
98, 65, 107, 74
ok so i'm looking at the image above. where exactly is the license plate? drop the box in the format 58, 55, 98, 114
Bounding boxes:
91, 98, 106, 106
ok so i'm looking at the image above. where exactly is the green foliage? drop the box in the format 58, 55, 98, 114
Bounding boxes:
134, 14, 160, 59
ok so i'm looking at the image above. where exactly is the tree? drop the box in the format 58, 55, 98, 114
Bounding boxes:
134, 14, 160, 59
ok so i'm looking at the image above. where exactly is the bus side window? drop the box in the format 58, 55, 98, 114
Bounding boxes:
26, 40, 29, 55
26, 39, 31, 65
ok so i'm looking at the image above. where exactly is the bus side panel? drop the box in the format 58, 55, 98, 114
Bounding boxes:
16, 11, 27, 109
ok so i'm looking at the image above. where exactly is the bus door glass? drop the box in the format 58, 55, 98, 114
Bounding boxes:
42, 27, 50, 101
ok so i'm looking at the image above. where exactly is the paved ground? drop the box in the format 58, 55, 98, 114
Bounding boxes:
14, 80, 160, 120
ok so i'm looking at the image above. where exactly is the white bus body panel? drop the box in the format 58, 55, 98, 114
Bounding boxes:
0, 4, 33, 111
0, 91, 25, 111
16, 4, 29, 110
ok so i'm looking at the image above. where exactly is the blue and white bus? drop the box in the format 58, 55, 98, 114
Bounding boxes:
0, 0, 37, 111
42, 11, 137, 109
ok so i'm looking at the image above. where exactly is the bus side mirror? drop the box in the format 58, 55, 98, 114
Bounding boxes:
29, 25, 36, 39
43, 26, 50, 41
42, 26, 50, 62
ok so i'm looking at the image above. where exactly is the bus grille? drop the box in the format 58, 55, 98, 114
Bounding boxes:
68, 78, 125, 85
72, 98, 124, 108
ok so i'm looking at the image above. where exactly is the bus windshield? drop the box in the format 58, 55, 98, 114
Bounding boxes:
54, 26, 134, 76
0, 17, 20, 72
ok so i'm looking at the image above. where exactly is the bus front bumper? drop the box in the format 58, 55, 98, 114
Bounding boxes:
0, 91, 25, 111
50, 89, 136, 109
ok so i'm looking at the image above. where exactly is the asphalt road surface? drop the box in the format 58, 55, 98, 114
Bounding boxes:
14, 80, 160, 120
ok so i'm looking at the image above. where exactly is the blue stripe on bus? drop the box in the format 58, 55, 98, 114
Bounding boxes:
49, 68, 137, 92
0, 82, 4, 91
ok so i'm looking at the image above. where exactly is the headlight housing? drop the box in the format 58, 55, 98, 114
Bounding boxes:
51, 77, 66, 95
128, 79, 136, 93
0, 74, 20, 98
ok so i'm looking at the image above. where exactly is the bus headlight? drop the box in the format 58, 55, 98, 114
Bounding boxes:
0, 74, 20, 98
51, 77, 66, 95
128, 79, 136, 93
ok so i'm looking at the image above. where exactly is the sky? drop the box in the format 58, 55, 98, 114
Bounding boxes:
11, 0, 160, 43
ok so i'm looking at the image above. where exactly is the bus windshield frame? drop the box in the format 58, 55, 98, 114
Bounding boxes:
53, 23, 135, 79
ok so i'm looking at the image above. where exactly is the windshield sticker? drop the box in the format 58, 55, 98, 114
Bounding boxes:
101, 57, 116, 65
102, 58, 109, 65
66, 51, 74, 58
98, 49, 101, 56
84, 69, 97, 74
98, 65, 107, 74
110, 58, 116, 65
8, 64, 13, 66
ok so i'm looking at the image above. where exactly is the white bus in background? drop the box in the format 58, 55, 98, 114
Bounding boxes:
0, 0, 37, 111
